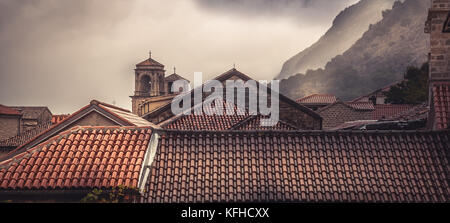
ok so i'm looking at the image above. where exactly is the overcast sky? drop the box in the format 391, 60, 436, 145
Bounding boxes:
0, 0, 359, 114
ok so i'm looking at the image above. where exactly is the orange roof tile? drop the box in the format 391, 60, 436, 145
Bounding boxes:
297, 94, 338, 105
0, 126, 152, 190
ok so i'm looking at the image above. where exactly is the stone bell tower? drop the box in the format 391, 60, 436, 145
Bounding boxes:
426, 0, 450, 130
130, 52, 190, 116
130, 52, 166, 114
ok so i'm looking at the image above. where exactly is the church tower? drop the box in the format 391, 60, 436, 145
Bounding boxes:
130, 52, 190, 116
426, 0, 450, 130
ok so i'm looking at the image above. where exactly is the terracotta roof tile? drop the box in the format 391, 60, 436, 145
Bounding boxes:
347, 102, 375, 111
372, 104, 417, 120
0, 126, 152, 190
432, 83, 450, 130
143, 130, 450, 203
51, 114, 70, 125
297, 94, 337, 105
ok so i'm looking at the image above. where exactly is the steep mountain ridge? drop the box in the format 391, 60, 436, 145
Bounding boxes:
277, 0, 397, 80
279, 0, 429, 101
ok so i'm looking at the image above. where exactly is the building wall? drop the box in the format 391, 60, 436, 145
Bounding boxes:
64, 112, 118, 129
318, 103, 373, 129
428, 0, 450, 81
0, 116, 21, 141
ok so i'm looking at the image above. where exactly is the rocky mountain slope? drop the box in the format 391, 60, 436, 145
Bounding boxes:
277, 0, 397, 80
279, 0, 429, 101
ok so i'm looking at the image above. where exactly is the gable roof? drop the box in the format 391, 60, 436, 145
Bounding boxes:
297, 94, 338, 105
0, 105, 21, 116
165, 73, 188, 82
0, 126, 152, 190
319, 101, 374, 113
143, 130, 450, 203
51, 114, 70, 125
431, 83, 450, 130
143, 68, 321, 123
136, 57, 164, 67
3, 100, 154, 160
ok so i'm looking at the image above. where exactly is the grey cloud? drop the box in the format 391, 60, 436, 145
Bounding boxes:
194, 0, 359, 24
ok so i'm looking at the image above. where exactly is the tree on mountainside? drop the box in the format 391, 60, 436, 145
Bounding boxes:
384, 63, 429, 104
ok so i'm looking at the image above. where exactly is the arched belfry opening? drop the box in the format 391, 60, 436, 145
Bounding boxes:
140, 75, 152, 95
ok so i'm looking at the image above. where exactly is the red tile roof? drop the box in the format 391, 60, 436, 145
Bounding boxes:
432, 83, 450, 130
51, 114, 70, 125
347, 102, 375, 111
297, 94, 338, 105
143, 130, 450, 203
0, 126, 152, 190
0, 105, 21, 116
372, 104, 416, 120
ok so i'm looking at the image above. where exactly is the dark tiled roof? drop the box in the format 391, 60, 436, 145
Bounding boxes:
347, 102, 375, 111
0, 122, 52, 147
0, 105, 21, 116
231, 115, 299, 130
432, 83, 450, 130
162, 100, 248, 131
373, 104, 416, 120
386, 104, 429, 121
351, 81, 401, 103
297, 94, 338, 105
143, 130, 450, 203
11, 106, 51, 120
0, 126, 152, 190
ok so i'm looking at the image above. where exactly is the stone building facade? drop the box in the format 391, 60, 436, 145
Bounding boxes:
426, 0, 450, 129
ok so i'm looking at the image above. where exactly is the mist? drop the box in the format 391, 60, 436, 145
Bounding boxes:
0, 0, 359, 114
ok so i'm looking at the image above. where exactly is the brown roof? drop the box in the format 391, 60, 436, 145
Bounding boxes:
297, 94, 338, 105
347, 102, 375, 111
372, 104, 416, 120
165, 73, 188, 82
0, 122, 53, 148
0, 105, 21, 116
11, 106, 51, 120
231, 115, 299, 130
143, 130, 450, 203
136, 57, 164, 67
161, 99, 249, 130
0, 126, 152, 190
432, 83, 450, 130
386, 103, 429, 121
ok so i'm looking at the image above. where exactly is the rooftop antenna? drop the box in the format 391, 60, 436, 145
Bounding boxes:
149, 50, 152, 59
174, 66, 176, 74
233, 63, 236, 69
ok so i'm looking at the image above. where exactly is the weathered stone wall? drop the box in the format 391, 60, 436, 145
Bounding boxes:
428, 0, 450, 81
0, 116, 20, 140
